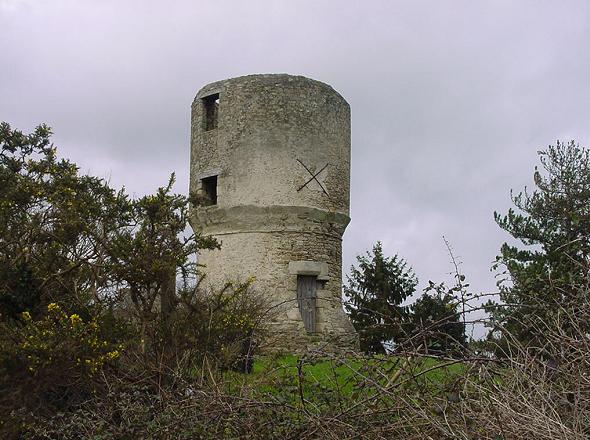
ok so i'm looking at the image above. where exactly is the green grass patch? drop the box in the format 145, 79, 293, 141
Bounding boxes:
223, 354, 466, 407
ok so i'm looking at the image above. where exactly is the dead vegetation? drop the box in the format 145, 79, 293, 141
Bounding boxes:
4, 277, 588, 439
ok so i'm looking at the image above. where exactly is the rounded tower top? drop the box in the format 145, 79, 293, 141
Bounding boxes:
194, 74, 349, 106
189, 73, 351, 216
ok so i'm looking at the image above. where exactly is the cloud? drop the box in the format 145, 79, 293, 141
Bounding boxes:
2, 1, 590, 336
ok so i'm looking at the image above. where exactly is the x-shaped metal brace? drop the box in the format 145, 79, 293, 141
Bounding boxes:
297, 159, 329, 196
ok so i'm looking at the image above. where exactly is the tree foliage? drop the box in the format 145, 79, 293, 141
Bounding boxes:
490, 140, 590, 345
408, 281, 466, 355
0, 122, 218, 322
0, 123, 267, 435
344, 242, 418, 353
0, 122, 130, 319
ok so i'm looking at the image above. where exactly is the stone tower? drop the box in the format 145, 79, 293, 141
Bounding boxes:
188, 74, 357, 351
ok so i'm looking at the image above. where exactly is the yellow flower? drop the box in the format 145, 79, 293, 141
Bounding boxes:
21, 311, 32, 321
106, 350, 120, 360
47, 303, 60, 312
69, 314, 82, 326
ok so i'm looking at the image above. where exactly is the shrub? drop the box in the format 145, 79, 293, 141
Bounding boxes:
0, 303, 125, 435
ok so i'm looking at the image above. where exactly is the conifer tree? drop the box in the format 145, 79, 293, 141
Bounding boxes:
344, 242, 417, 353
490, 141, 590, 346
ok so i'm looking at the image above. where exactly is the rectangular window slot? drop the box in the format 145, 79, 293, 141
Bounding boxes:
201, 175, 218, 205
202, 93, 219, 131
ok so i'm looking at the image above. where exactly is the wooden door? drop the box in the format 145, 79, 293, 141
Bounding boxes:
297, 275, 317, 333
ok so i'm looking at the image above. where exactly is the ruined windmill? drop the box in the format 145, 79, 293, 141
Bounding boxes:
188, 74, 357, 351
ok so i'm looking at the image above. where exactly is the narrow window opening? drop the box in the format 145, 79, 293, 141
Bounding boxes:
201, 175, 217, 205
297, 275, 317, 333
202, 93, 219, 131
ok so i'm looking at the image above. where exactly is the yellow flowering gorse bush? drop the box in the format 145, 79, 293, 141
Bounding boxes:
18, 303, 123, 376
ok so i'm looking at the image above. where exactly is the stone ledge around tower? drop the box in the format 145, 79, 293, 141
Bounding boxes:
190, 204, 350, 238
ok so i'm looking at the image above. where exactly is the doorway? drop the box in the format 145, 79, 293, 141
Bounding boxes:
297, 275, 317, 333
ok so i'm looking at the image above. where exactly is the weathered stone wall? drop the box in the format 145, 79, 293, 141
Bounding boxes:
189, 74, 357, 352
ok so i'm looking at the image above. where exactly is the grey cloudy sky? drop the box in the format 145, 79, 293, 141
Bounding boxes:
2, 0, 590, 316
